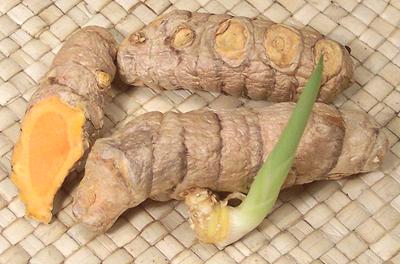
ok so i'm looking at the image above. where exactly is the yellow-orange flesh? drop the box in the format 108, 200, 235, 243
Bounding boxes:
11, 96, 85, 223
215, 20, 249, 62
313, 39, 343, 80
264, 24, 302, 68
172, 27, 195, 49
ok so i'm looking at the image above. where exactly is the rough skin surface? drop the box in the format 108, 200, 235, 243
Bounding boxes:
73, 103, 388, 232
118, 10, 353, 103
11, 26, 117, 223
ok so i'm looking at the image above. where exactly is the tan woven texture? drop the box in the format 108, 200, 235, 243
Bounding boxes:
0, 0, 400, 263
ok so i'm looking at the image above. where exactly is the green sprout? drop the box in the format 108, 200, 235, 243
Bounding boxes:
184, 56, 324, 247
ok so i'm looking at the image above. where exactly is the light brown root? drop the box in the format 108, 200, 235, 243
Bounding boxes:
314, 39, 343, 80
128, 32, 146, 44
95, 71, 112, 89
184, 188, 229, 244
215, 19, 249, 65
171, 26, 195, 49
264, 24, 302, 70
149, 14, 166, 28
11, 96, 86, 223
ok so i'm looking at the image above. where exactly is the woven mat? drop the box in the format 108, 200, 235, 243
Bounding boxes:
0, 0, 400, 263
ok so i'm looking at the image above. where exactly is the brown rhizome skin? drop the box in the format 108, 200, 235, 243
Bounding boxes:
118, 10, 353, 103
11, 26, 117, 223
73, 103, 388, 232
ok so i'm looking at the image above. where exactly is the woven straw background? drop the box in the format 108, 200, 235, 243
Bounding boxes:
0, 0, 400, 263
